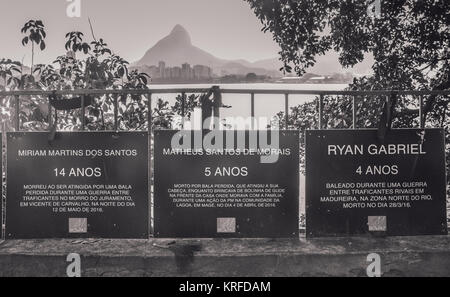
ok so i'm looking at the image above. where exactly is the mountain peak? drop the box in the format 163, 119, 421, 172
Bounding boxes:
134, 24, 282, 77
169, 24, 191, 45
171, 24, 187, 34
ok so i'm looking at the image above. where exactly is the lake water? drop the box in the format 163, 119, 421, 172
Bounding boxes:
149, 83, 348, 128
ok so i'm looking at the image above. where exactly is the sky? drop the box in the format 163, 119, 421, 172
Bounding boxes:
0, 0, 281, 66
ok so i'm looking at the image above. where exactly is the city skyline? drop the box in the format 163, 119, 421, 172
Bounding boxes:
141, 60, 213, 82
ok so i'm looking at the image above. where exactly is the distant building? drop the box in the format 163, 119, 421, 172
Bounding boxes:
193, 65, 212, 80
171, 66, 181, 78
310, 76, 326, 81
158, 61, 166, 78
164, 68, 171, 79
181, 63, 192, 80
148, 65, 160, 78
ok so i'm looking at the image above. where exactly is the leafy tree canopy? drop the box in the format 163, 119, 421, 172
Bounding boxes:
247, 0, 449, 188
246, 0, 449, 91
0, 20, 180, 132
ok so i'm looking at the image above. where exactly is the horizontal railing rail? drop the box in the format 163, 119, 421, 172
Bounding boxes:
0, 88, 449, 96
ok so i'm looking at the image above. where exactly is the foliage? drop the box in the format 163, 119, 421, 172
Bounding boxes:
245, 0, 449, 89
1, 20, 166, 132
21, 20, 46, 73
21, 20, 46, 50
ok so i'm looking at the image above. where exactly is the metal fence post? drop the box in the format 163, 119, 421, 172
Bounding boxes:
147, 92, 153, 236
114, 94, 118, 131
48, 101, 52, 127
250, 93, 255, 129
80, 95, 85, 131
318, 94, 324, 130
352, 96, 357, 129
147, 93, 152, 131
54, 109, 58, 129
284, 93, 289, 130
14, 95, 20, 131
419, 96, 424, 128
181, 92, 186, 129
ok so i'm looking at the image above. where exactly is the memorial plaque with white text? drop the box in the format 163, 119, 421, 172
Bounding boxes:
305, 129, 447, 237
6, 132, 148, 239
154, 130, 299, 238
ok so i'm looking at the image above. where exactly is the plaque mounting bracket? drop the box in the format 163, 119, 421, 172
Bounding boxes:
377, 91, 398, 142
47, 91, 94, 142
200, 86, 230, 131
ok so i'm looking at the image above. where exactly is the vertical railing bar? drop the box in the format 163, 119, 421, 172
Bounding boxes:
352, 95, 357, 129
80, 95, 85, 131
181, 92, 186, 129
47, 100, 52, 128
386, 94, 390, 129
419, 95, 424, 128
147, 93, 152, 131
14, 95, 20, 131
147, 92, 153, 237
318, 94, 324, 130
54, 109, 58, 130
284, 93, 289, 130
114, 94, 118, 131
181, 92, 186, 117
250, 93, 255, 130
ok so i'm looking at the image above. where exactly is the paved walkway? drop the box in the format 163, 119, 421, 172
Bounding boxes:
0, 236, 449, 276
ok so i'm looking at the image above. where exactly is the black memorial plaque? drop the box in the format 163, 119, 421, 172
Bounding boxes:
6, 132, 148, 239
154, 130, 299, 238
306, 128, 447, 237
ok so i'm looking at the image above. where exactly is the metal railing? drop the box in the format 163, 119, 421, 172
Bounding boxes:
1, 88, 449, 131
0, 87, 448, 235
